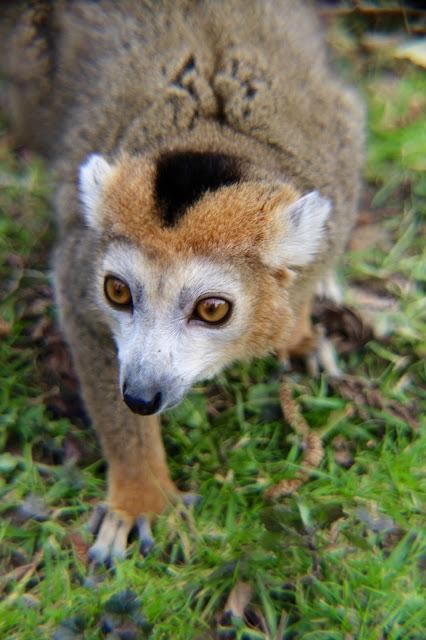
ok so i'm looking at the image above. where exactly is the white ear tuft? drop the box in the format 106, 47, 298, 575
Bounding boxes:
78, 154, 113, 230
264, 191, 331, 268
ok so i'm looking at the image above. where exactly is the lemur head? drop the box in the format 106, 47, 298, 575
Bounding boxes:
78, 151, 330, 415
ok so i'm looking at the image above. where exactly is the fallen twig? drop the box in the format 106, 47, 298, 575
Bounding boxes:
265, 381, 324, 500
0, 550, 43, 600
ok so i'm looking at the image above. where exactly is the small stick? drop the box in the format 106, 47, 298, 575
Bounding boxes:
265, 380, 324, 500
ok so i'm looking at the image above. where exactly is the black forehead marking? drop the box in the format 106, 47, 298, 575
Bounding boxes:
154, 151, 241, 227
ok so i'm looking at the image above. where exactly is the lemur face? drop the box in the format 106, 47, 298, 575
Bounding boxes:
79, 151, 330, 415
97, 243, 259, 413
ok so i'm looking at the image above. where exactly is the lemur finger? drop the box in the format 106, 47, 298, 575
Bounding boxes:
305, 325, 341, 378
316, 271, 343, 304
86, 503, 107, 535
88, 511, 132, 565
109, 518, 133, 562
88, 511, 118, 565
306, 352, 320, 378
136, 516, 155, 557
317, 333, 341, 377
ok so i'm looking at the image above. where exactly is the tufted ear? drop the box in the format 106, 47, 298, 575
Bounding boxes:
263, 191, 331, 268
78, 154, 114, 230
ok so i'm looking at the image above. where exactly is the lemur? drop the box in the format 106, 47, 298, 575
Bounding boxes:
0, 0, 364, 564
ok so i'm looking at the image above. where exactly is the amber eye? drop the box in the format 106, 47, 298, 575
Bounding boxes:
193, 297, 231, 325
104, 275, 132, 309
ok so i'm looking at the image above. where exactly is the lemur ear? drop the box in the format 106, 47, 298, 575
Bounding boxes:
78, 154, 114, 230
263, 191, 331, 268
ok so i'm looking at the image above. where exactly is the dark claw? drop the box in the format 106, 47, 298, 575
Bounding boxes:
87, 545, 115, 570
221, 611, 233, 626
87, 509, 156, 565
87, 546, 104, 565
86, 504, 107, 535
87, 549, 116, 571
181, 493, 202, 508
139, 539, 154, 557
136, 517, 154, 557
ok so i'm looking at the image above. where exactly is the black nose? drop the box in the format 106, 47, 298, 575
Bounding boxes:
123, 391, 163, 415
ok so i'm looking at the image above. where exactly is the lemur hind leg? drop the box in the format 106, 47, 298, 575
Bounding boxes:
312, 270, 344, 377
315, 270, 343, 305
279, 294, 341, 378
278, 297, 317, 363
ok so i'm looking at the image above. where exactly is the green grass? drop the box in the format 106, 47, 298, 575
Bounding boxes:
0, 28, 425, 640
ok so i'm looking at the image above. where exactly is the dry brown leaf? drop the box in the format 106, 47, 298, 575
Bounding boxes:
223, 581, 252, 619
361, 33, 403, 55
332, 435, 355, 469
0, 550, 43, 596
24, 296, 51, 318
0, 317, 12, 338
30, 315, 52, 341
356, 505, 396, 534
330, 375, 418, 431
349, 222, 391, 252
65, 532, 91, 567
394, 40, 426, 68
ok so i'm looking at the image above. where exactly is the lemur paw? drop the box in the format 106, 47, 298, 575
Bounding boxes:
87, 507, 152, 566
305, 326, 341, 378
315, 271, 343, 305
311, 270, 344, 377
282, 324, 342, 379
86, 493, 201, 566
